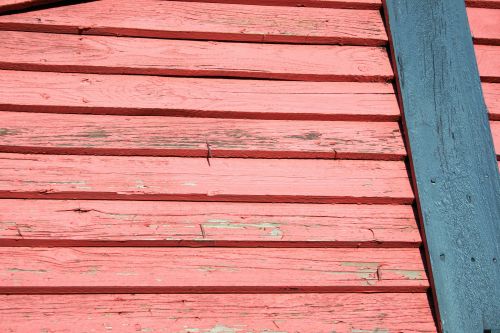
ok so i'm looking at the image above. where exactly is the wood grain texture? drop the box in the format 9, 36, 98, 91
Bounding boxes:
466, 0, 500, 8
0, 70, 401, 121
467, 7, 500, 45
0, 31, 392, 82
0, 153, 414, 204
484, 83, 500, 120
491, 121, 500, 159
170, 0, 381, 9
0, 199, 421, 247
0, 247, 428, 293
0, 111, 406, 160
0, 0, 61, 13
0, 293, 437, 333
385, 1, 500, 332
475, 45, 500, 82
0, 0, 388, 45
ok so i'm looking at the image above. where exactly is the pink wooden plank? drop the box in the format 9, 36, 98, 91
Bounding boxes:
0, 199, 421, 247
0, 293, 437, 333
0, 247, 428, 293
467, 7, 500, 45
0, 31, 392, 82
170, 0, 382, 9
0, 111, 406, 160
0, 153, 414, 204
483, 83, 500, 120
491, 121, 500, 159
0, 70, 400, 121
0, 0, 388, 45
475, 45, 500, 82
0, 0, 61, 13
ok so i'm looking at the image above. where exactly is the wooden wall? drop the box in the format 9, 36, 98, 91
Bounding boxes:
0, 0, 437, 331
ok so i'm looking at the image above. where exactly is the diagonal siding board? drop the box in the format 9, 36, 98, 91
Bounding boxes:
0, 31, 392, 82
0, 0, 388, 45
0, 70, 401, 120
0, 153, 414, 204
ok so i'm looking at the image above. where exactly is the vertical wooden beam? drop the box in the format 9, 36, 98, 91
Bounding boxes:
383, 1, 500, 332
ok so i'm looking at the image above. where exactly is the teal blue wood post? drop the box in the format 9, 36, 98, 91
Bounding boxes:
383, 1, 500, 332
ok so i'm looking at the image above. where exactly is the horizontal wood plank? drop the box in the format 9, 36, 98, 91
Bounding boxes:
475, 45, 500, 82
169, 0, 381, 9
466, 0, 500, 8
0, 199, 421, 247
0, 31, 392, 82
0, 154, 414, 204
0, 0, 62, 13
0, 0, 387, 45
484, 83, 500, 120
0, 70, 400, 121
0, 247, 428, 293
0, 111, 406, 160
491, 121, 500, 159
0, 293, 437, 332
467, 7, 500, 45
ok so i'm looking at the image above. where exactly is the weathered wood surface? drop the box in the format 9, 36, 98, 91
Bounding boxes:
475, 45, 500, 82
170, 0, 382, 9
0, 153, 414, 203
0, 247, 428, 293
0, 0, 388, 45
385, 0, 500, 332
467, 7, 500, 45
0, 293, 437, 333
483, 83, 500, 119
0, 0, 61, 13
466, 0, 500, 8
0, 70, 400, 120
0, 31, 392, 82
0, 111, 405, 160
0, 200, 421, 247
491, 121, 500, 159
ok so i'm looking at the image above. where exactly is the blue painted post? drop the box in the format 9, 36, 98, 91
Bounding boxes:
383, 1, 500, 332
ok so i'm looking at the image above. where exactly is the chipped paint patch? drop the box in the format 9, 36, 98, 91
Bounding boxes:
351, 329, 389, 333
82, 129, 109, 138
341, 262, 379, 268
182, 182, 197, 186
83, 265, 101, 275
0, 128, 19, 136
7, 268, 47, 274
204, 324, 241, 333
391, 269, 422, 280
204, 220, 282, 238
